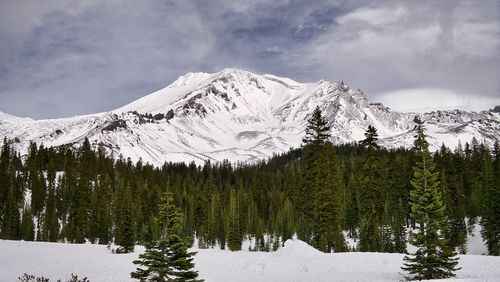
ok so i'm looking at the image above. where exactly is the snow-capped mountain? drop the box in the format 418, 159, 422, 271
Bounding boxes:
1, 68, 499, 165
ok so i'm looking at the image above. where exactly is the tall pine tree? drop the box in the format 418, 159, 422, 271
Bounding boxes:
298, 106, 331, 242
311, 142, 347, 252
359, 125, 385, 252
479, 145, 500, 256
402, 125, 460, 280
115, 180, 135, 253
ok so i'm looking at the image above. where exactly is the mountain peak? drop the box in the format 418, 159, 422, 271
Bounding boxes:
218, 67, 249, 75
2, 69, 498, 166
0, 110, 33, 122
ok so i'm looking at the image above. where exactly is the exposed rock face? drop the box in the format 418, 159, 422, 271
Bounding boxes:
165, 110, 174, 120
102, 119, 127, 132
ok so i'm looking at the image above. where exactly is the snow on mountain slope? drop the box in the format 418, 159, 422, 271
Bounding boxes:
1, 68, 499, 166
0, 110, 34, 122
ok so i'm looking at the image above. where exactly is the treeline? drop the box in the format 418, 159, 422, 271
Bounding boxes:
0, 123, 498, 256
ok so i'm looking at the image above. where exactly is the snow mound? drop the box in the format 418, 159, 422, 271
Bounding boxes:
274, 239, 323, 258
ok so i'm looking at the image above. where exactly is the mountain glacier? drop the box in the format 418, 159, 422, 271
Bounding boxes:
1, 68, 499, 166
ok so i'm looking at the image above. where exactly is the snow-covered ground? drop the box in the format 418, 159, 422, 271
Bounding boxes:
1, 238, 499, 282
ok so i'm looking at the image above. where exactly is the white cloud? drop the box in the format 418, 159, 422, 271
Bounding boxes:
0, 1, 217, 118
377, 88, 500, 112
287, 1, 499, 105
0, 0, 498, 118
336, 5, 406, 26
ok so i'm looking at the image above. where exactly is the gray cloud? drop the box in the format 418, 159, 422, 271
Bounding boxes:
0, 0, 498, 118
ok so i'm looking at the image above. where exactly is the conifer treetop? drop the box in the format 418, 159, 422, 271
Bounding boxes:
360, 125, 380, 151
302, 106, 331, 146
131, 191, 203, 282
413, 124, 429, 153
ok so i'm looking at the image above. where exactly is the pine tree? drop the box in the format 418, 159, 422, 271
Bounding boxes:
311, 143, 347, 252
206, 189, 224, 248
42, 183, 59, 242
0, 137, 11, 225
131, 192, 202, 281
42, 157, 59, 242
402, 125, 460, 280
0, 184, 21, 239
277, 197, 294, 244
226, 189, 242, 251
385, 155, 409, 253
391, 199, 407, 253
359, 125, 384, 252
115, 181, 135, 253
479, 148, 500, 255
299, 107, 347, 252
89, 174, 112, 245
360, 125, 379, 151
302, 106, 330, 146
436, 145, 467, 253
344, 173, 360, 241
64, 139, 95, 243
298, 106, 331, 242
20, 205, 35, 241
59, 150, 76, 233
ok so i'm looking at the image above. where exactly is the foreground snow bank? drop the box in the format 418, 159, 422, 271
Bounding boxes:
0, 240, 143, 281
1, 239, 499, 282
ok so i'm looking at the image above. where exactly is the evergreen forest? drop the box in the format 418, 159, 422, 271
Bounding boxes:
0, 120, 499, 259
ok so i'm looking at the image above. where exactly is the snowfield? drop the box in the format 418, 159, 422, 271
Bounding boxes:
1, 239, 499, 282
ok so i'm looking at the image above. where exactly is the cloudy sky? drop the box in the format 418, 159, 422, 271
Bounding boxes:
0, 0, 499, 119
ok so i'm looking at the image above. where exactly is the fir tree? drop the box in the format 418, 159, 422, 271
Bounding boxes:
391, 199, 407, 253
1, 184, 21, 239
42, 183, 59, 242
302, 106, 330, 146
299, 107, 346, 252
385, 155, 409, 253
64, 139, 95, 243
436, 145, 467, 253
359, 125, 384, 252
42, 157, 59, 242
226, 189, 243, 251
311, 143, 347, 252
360, 125, 380, 151
0, 137, 11, 224
295, 107, 330, 242
206, 189, 224, 248
298, 106, 331, 242
344, 173, 360, 241
20, 205, 35, 241
277, 197, 294, 244
402, 125, 460, 280
89, 174, 112, 245
131, 192, 202, 281
479, 148, 500, 256
115, 181, 135, 253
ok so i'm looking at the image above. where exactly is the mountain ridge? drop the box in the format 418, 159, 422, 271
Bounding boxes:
1, 68, 499, 165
